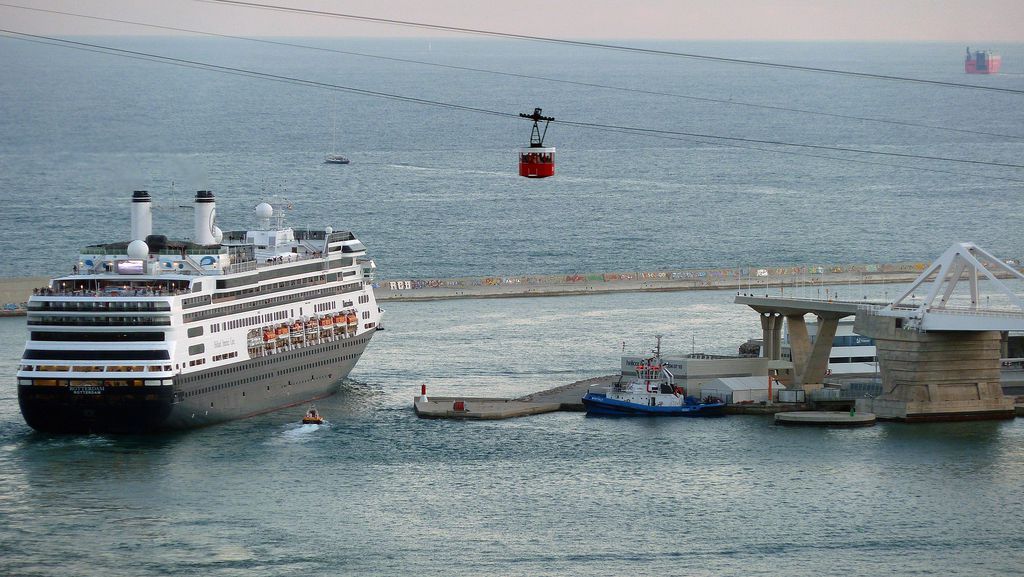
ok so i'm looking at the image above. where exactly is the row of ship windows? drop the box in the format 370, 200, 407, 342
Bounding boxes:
180, 352, 361, 399
182, 377, 265, 399
22, 339, 370, 391
21, 365, 172, 373
214, 273, 330, 302
28, 317, 171, 327
20, 378, 172, 387
176, 336, 369, 385
31, 331, 165, 342
182, 283, 361, 324
28, 288, 363, 328
182, 295, 213, 309
315, 301, 337, 313
23, 349, 169, 360
831, 356, 878, 364
20, 334, 373, 374
28, 301, 171, 312
210, 310, 289, 334
278, 353, 357, 375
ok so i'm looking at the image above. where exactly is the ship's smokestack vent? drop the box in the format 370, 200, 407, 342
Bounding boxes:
193, 190, 217, 245
130, 190, 153, 241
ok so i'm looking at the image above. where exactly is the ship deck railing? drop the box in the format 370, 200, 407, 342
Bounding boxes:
32, 287, 189, 298
223, 260, 258, 275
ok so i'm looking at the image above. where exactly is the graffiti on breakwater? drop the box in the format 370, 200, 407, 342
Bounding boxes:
377, 261, 933, 294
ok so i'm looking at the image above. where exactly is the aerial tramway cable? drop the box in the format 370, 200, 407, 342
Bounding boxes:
2, 2, 1020, 142
200, 0, 1024, 97
2, 29, 1024, 183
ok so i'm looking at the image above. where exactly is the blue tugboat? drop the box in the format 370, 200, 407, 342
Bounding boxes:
582, 336, 726, 417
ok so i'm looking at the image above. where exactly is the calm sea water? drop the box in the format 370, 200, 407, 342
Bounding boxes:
2, 37, 1024, 576
1, 38, 1023, 279
2, 289, 1024, 576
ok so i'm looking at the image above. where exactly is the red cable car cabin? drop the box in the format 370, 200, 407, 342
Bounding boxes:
519, 108, 555, 178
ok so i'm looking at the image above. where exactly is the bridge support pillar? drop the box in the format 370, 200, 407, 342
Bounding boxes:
760, 312, 782, 360
787, 314, 840, 386
854, 312, 1015, 421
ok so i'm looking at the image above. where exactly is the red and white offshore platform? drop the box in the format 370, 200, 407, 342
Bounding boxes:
965, 47, 1001, 74
518, 108, 555, 178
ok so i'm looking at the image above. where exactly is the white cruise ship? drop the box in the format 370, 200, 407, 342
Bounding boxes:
17, 190, 382, 433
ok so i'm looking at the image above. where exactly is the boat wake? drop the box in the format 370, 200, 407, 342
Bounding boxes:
279, 421, 330, 441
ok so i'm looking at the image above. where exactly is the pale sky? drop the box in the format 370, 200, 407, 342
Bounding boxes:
2, 0, 1023, 42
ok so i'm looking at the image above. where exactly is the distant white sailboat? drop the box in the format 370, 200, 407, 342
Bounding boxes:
325, 99, 350, 165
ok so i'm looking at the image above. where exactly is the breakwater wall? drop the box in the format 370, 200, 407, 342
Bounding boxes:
373, 261, 935, 301
6, 259, 1012, 311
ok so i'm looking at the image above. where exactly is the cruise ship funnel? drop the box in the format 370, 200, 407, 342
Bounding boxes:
194, 190, 217, 245
130, 190, 152, 241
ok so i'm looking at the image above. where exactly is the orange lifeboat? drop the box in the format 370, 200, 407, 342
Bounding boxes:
333, 312, 346, 334
277, 324, 290, 341
346, 311, 358, 326
291, 320, 304, 344
263, 327, 276, 349
306, 317, 319, 337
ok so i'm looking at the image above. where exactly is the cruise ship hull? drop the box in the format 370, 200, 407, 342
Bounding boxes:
19, 330, 376, 433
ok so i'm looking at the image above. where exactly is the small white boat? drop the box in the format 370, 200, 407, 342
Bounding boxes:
324, 154, 350, 165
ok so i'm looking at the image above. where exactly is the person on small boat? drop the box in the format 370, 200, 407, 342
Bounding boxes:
302, 406, 323, 424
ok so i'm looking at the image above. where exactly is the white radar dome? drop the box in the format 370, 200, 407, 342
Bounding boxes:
255, 203, 273, 219
127, 239, 149, 259
325, 226, 333, 235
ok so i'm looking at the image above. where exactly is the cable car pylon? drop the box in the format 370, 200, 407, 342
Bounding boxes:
518, 107, 555, 178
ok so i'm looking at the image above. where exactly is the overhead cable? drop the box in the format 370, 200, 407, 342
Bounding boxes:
2, 2, 1021, 142
2, 29, 1023, 183
200, 0, 1024, 96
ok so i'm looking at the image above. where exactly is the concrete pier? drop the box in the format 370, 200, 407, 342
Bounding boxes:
413, 375, 616, 420
775, 411, 877, 427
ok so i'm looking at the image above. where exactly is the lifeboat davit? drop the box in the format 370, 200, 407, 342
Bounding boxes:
518, 107, 555, 178
291, 320, 305, 343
